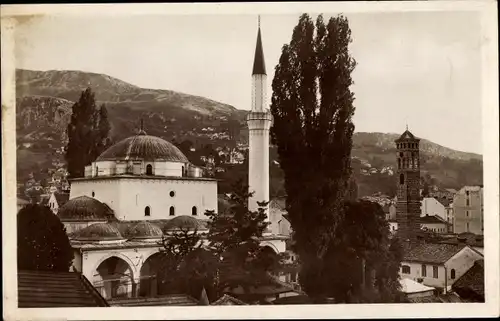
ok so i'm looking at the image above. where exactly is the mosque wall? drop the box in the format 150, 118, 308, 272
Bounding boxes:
70, 179, 122, 213
115, 178, 218, 221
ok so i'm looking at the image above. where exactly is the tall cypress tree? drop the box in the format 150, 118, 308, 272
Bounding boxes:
270, 14, 356, 300
65, 88, 111, 179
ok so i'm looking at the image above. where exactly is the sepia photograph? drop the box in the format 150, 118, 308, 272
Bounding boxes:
2, 1, 498, 320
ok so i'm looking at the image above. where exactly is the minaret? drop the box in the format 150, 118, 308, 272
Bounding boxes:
247, 16, 272, 221
395, 128, 421, 244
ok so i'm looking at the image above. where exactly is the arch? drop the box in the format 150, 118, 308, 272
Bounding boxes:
92, 254, 136, 300
192, 206, 197, 216
93, 252, 137, 280
146, 164, 153, 175
169, 206, 175, 216
145, 206, 151, 216
139, 251, 164, 297
399, 173, 405, 185
92, 191, 95, 197
398, 158, 401, 169
259, 241, 279, 254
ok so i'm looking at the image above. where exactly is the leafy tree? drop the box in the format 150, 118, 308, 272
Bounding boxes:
270, 14, 356, 299
17, 204, 74, 271
205, 179, 283, 296
65, 88, 111, 179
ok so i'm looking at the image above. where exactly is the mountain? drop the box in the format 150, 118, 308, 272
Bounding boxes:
15, 69, 483, 196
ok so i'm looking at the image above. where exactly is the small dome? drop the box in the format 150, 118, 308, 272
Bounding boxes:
71, 223, 123, 241
126, 221, 163, 239
58, 196, 115, 221
164, 216, 204, 231
96, 134, 189, 162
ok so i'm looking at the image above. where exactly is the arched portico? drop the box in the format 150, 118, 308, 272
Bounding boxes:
139, 251, 164, 297
92, 254, 135, 300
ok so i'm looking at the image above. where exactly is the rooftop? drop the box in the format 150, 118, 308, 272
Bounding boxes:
418, 215, 447, 225
96, 133, 189, 163
18, 270, 109, 308
54, 192, 70, 206
58, 196, 116, 222
108, 294, 198, 306
400, 278, 435, 294
452, 259, 484, 301
403, 243, 466, 264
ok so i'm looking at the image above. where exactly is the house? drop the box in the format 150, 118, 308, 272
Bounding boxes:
451, 259, 484, 302
18, 270, 109, 307
399, 277, 436, 300
418, 215, 448, 234
47, 191, 70, 215
269, 198, 291, 236
439, 233, 484, 255
400, 243, 483, 293
453, 186, 483, 235
420, 197, 446, 221
383, 203, 397, 221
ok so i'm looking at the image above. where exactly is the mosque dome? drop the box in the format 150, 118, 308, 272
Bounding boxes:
71, 223, 124, 241
125, 221, 163, 239
96, 132, 189, 162
58, 196, 115, 221
164, 216, 205, 232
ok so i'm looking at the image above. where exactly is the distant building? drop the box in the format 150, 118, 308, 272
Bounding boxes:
47, 191, 70, 215
453, 186, 483, 235
399, 244, 483, 293
420, 197, 446, 221
418, 215, 448, 234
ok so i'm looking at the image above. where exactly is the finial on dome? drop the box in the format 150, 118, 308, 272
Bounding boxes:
138, 118, 147, 135
406, 123, 408, 131
258, 15, 261, 29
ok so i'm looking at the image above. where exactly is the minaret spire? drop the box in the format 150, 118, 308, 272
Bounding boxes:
252, 16, 266, 76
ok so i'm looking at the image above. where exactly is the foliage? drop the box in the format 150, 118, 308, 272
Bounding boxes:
65, 88, 111, 179
205, 179, 284, 294
270, 13, 356, 299
316, 201, 404, 303
17, 204, 74, 271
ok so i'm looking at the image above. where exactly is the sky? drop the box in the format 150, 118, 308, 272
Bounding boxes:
14, 11, 483, 154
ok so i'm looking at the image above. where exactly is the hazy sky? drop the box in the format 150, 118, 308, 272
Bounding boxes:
15, 12, 483, 154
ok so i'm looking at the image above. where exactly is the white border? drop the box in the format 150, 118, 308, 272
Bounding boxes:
2, 1, 499, 320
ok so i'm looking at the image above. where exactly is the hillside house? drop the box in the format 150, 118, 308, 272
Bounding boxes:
400, 243, 483, 293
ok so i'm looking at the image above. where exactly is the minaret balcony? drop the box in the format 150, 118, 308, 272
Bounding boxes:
247, 111, 272, 121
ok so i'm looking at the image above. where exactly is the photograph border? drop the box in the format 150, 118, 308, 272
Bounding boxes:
2, 1, 498, 319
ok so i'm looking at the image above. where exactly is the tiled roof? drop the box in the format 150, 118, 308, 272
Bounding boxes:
18, 270, 109, 308
436, 197, 452, 207
452, 259, 484, 301
403, 243, 465, 264
418, 215, 447, 224
440, 233, 484, 248
395, 129, 419, 142
211, 294, 247, 305
108, 294, 198, 306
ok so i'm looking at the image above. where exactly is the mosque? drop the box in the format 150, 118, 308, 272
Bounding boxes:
58, 22, 289, 301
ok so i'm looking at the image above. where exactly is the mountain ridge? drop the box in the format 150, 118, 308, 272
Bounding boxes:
15, 68, 483, 196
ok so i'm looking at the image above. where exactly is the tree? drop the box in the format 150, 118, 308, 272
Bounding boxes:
65, 88, 111, 179
17, 204, 74, 271
205, 179, 283, 296
270, 14, 356, 299
319, 201, 404, 303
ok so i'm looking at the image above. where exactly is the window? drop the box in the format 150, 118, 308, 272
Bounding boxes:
451, 269, 456, 279
146, 164, 153, 175
192, 206, 197, 216
169, 206, 175, 216
399, 174, 405, 185
402, 265, 411, 274
466, 191, 470, 196
92, 191, 95, 197
466, 210, 469, 217
433, 266, 438, 278
95, 166, 99, 177
466, 199, 470, 206
145, 206, 151, 216
467, 222, 470, 232
181, 166, 185, 177
422, 264, 427, 277
170, 191, 175, 197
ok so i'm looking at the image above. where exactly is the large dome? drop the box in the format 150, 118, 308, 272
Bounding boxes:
96, 131, 189, 162
58, 196, 115, 221
71, 223, 123, 241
